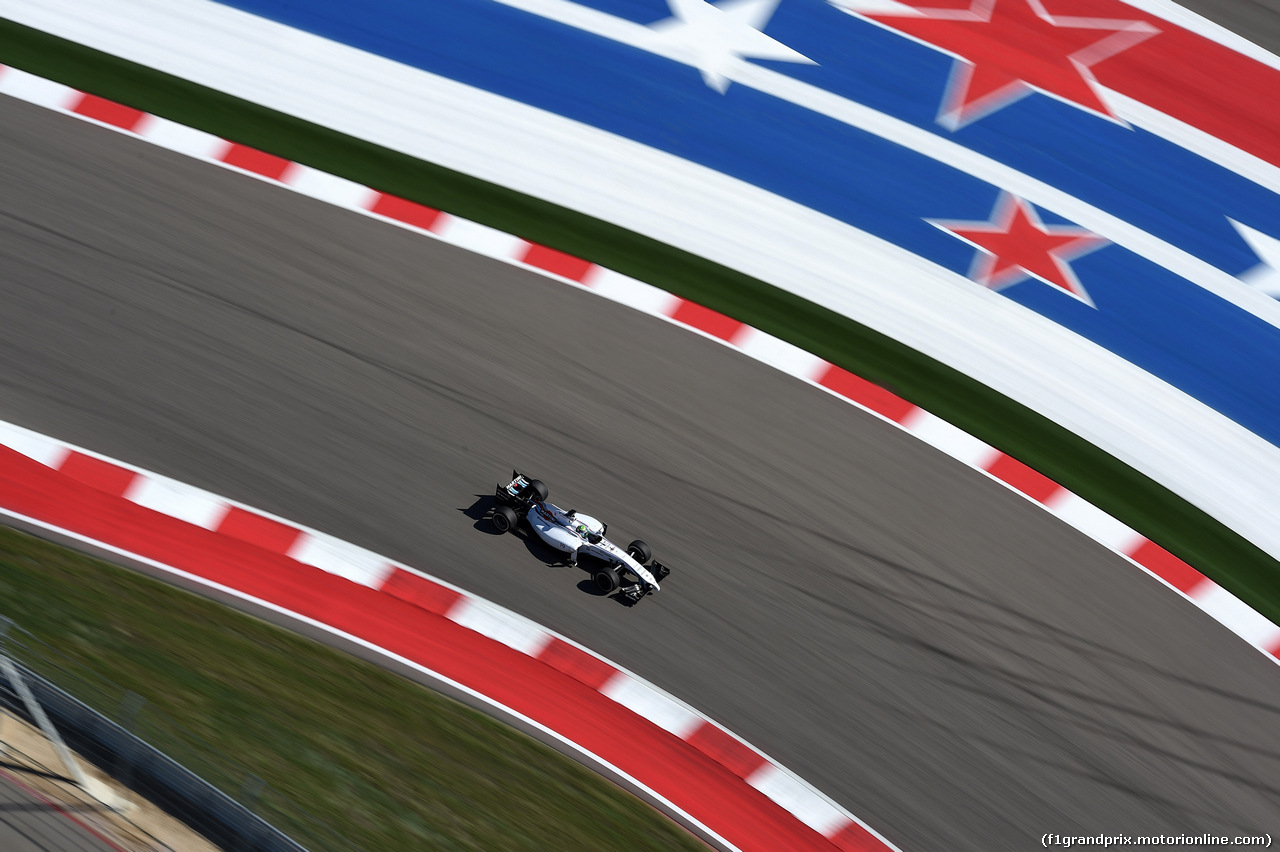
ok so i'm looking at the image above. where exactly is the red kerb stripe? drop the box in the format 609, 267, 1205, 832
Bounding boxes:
536, 638, 618, 690
1128, 540, 1208, 595
367, 193, 443, 231
518, 243, 595, 282
218, 143, 295, 181
685, 721, 767, 780
669, 300, 746, 342
56, 453, 137, 498
70, 93, 147, 132
215, 507, 302, 553
816, 366, 915, 423
984, 454, 1064, 504
380, 568, 464, 616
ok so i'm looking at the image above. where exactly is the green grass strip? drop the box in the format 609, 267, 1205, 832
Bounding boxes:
0, 525, 707, 852
3, 18, 1278, 626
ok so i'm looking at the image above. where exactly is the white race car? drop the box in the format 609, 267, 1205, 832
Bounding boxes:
490, 471, 671, 603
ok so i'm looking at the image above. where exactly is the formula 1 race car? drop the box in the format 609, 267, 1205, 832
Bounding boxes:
490, 471, 671, 603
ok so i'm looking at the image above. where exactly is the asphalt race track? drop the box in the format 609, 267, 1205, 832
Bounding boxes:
2, 34, 1279, 852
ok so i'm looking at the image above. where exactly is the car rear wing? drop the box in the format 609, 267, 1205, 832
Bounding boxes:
495, 470, 535, 506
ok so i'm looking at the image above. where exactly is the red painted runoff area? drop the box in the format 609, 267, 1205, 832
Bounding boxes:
57, 452, 137, 498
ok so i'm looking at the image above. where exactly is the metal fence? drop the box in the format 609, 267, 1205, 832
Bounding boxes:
0, 616, 360, 852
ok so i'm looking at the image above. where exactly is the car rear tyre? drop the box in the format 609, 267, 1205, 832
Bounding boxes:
626, 540, 652, 564
594, 566, 621, 594
492, 506, 518, 534
527, 479, 549, 501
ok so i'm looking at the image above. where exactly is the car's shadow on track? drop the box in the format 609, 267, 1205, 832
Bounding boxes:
461, 495, 634, 605
461, 494, 503, 534
577, 579, 636, 606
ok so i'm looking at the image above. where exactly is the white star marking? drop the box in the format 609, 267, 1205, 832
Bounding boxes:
1230, 219, 1280, 297
827, 0, 925, 15
648, 0, 816, 93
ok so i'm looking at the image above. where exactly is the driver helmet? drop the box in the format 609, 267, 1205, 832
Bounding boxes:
574, 523, 588, 538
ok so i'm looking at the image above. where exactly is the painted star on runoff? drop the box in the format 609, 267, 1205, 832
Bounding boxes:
831, 0, 1159, 128
1231, 219, 1280, 298
648, 0, 816, 93
931, 193, 1109, 306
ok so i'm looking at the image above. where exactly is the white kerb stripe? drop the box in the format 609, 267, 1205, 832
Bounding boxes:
1193, 583, 1280, 649
0, 67, 75, 110
285, 165, 380, 209
287, 533, 396, 588
137, 116, 226, 160
124, 475, 229, 530
746, 763, 851, 837
899, 409, 1002, 469
0, 422, 71, 468
446, 597, 553, 656
588, 269, 683, 317
733, 328, 828, 380
599, 672, 703, 739
430, 214, 527, 257
1043, 491, 1147, 554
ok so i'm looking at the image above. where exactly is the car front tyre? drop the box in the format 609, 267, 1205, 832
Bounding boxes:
626, 540, 652, 564
594, 566, 621, 594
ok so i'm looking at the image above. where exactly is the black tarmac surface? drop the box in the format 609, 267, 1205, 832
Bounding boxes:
1, 21, 1279, 849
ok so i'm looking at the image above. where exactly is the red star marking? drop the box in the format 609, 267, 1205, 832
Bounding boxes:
846, 0, 1159, 128
931, 193, 1108, 305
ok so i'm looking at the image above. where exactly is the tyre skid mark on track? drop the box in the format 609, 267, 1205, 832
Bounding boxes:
3, 60, 1280, 850
7, 65, 1258, 662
